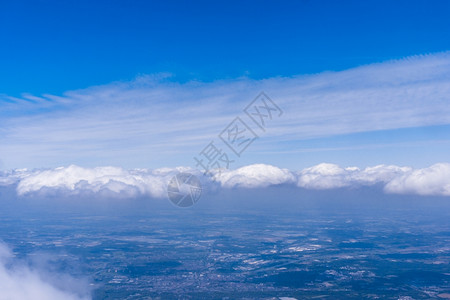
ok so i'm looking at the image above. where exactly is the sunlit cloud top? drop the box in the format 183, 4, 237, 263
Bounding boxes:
1, 162, 449, 198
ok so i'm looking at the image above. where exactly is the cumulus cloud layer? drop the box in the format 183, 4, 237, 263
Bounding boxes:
0, 242, 90, 300
213, 164, 296, 188
14, 165, 190, 198
385, 163, 450, 196
2, 163, 450, 198
297, 163, 412, 190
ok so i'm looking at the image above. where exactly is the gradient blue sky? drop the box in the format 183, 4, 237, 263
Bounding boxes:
2, 0, 450, 95
1, 0, 450, 170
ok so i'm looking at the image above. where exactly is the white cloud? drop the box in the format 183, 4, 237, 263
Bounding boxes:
1, 52, 450, 168
16, 165, 195, 198
213, 164, 296, 188
384, 163, 450, 196
0, 242, 90, 300
297, 163, 411, 189
297, 163, 357, 189
1, 163, 449, 198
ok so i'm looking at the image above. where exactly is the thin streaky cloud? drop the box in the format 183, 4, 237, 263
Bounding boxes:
1, 52, 450, 168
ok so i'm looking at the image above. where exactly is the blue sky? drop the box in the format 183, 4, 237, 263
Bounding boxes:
1, 0, 450, 96
1, 0, 450, 171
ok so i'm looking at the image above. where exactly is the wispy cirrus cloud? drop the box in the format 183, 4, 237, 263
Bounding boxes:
1, 52, 450, 169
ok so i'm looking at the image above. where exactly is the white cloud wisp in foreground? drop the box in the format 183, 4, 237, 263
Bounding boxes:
0, 242, 91, 300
